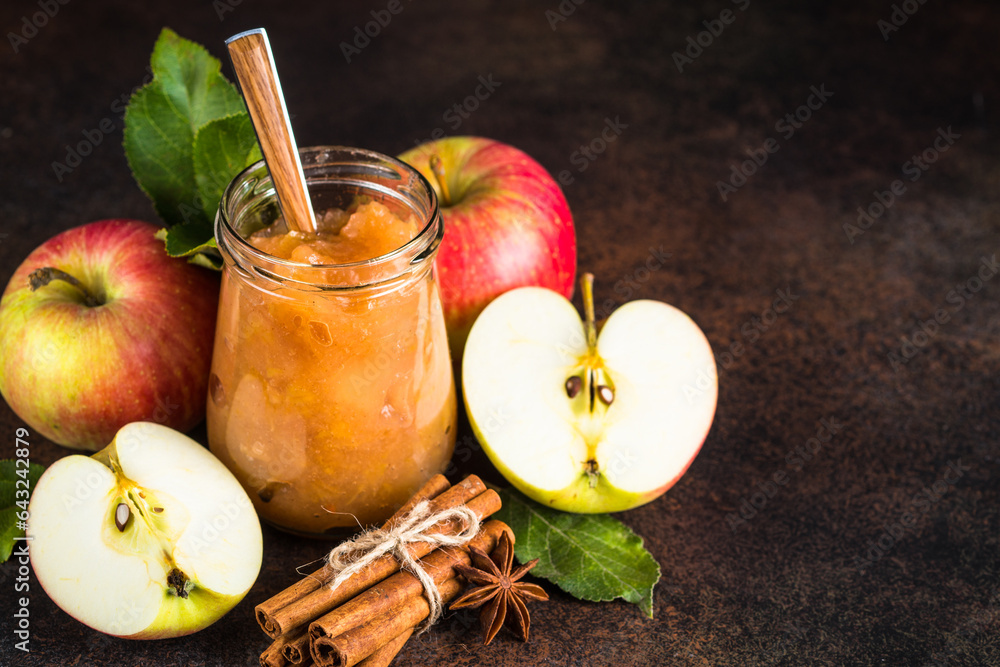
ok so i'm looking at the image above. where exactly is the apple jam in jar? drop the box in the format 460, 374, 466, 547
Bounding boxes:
208, 146, 456, 537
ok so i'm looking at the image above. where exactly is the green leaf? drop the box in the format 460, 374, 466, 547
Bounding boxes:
194, 113, 262, 223
124, 79, 200, 227
186, 251, 225, 271
150, 28, 245, 130
123, 28, 260, 264
0, 460, 46, 563
153, 224, 220, 263
495, 487, 661, 618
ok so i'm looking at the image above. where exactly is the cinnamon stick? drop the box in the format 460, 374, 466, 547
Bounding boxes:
262, 625, 310, 665
310, 520, 510, 642
310, 521, 510, 667
312, 577, 463, 667
354, 628, 413, 667
387, 475, 453, 527
256, 474, 452, 637
261, 639, 290, 667
280, 627, 311, 664
265, 479, 495, 638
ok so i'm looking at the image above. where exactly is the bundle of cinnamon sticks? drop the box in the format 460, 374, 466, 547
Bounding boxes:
256, 474, 506, 667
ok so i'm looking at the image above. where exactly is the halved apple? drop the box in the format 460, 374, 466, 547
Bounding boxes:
26, 422, 263, 638
462, 274, 717, 513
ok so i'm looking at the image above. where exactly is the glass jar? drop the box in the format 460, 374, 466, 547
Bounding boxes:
208, 146, 456, 537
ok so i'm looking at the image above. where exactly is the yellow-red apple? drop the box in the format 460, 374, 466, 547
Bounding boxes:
0, 219, 219, 450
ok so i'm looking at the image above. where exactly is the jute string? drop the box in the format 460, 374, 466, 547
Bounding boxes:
324, 500, 480, 632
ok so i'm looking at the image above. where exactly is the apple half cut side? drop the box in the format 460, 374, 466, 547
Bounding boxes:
462, 275, 718, 513
27, 422, 263, 638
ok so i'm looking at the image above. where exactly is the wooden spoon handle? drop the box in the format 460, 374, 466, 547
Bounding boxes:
226, 28, 316, 233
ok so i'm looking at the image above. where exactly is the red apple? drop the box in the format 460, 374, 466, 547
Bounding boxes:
399, 136, 576, 359
0, 219, 219, 450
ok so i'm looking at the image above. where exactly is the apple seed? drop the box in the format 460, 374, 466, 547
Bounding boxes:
565, 376, 583, 398
597, 385, 614, 406
114, 502, 131, 532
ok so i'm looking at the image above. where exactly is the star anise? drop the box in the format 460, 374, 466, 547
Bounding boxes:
450, 530, 549, 645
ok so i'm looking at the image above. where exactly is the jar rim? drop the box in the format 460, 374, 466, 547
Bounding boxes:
215, 145, 442, 288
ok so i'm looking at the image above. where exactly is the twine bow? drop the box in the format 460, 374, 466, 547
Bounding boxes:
324, 500, 480, 632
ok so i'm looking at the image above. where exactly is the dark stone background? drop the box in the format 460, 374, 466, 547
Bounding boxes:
1, 0, 998, 665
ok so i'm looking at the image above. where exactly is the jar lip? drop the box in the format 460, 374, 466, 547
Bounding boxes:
216, 145, 441, 275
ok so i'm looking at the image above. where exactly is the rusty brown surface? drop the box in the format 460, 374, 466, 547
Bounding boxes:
1, 0, 999, 665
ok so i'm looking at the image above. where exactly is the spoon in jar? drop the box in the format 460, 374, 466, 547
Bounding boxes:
226, 28, 317, 234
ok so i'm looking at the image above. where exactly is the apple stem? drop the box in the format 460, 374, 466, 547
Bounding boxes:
28, 267, 103, 307
581, 272, 597, 351
429, 155, 452, 206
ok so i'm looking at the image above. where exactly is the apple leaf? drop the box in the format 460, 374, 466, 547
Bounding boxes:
153, 226, 222, 270
494, 487, 661, 618
123, 28, 260, 264
124, 78, 199, 227
0, 460, 46, 563
194, 113, 263, 224
149, 29, 246, 129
